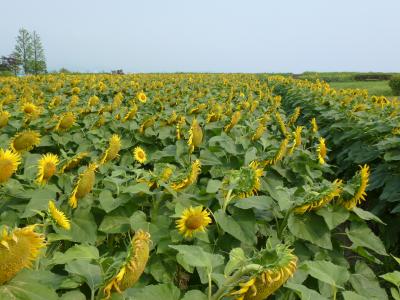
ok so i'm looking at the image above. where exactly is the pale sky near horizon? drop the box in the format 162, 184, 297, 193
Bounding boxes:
1, 0, 399, 73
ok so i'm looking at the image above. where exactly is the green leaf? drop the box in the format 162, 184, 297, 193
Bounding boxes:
288, 213, 332, 249
234, 195, 273, 210
244, 147, 257, 165
122, 182, 153, 195
128, 283, 181, 300
380, 271, 400, 287
99, 215, 130, 233
285, 282, 328, 300
169, 245, 224, 271
346, 222, 387, 256
352, 207, 385, 225
301, 260, 349, 288
69, 210, 98, 244
59, 290, 86, 300
206, 179, 222, 193
214, 209, 256, 245
21, 188, 57, 218
0, 271, 59, 300
99, 190, 121, 213
182, 290, 207, 300
342, 291, 369, 300
51, 244, 99, 265
65, 260, 102, 293
224, 248, 247, 276
316, 205, 349, 230
199, 149, 222, 165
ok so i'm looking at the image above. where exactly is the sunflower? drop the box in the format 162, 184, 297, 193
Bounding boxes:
112, 92, 123, 110
133, 147, 147, 164
55, 112, 76, 131
137, 91, 147, 103
317, 137, 327, 164
48, 200, 70, 230
293, 179, 343, 214
252, 123, 266, 141
176, 116, 186, 140
339, 165, 370, 210
21, 102, 40, 117
122, 104, 138, 122
170, 159, 201, 191
0, 111, 10, 129
0, 148, 21, 183
223, 161, 263, 199
10, 130, 41, 153
288, 107, 301, 126
311, 117, 318, 133
103, 230, 151, 299
0, 225, 46, 285
36, 153, 59, 185
275, 112, 288, 136
87, 95, 100, 107
224, 111, 241, 132
139, 116, 155, 134
188, 118, 203, 153
100, 134, 122, 164
69, 163, 97, 208
68, 95, 79, 108
60, 152, 89, 173
176, 206, 212, 238
230, 245, 297, 300
263, 138, 289, 166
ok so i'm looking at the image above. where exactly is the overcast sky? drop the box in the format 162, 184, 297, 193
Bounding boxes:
1, 0, 399, 73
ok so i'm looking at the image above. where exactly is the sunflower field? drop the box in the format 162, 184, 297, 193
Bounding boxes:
0, 74, 399, 300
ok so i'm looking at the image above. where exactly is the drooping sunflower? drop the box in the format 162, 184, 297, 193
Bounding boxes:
139, 116, 155, 134
10, 130, 41, 153
339, 165, 370, 210
137, 163, 176, 189
288, 126, 303, 155
137, 91, 147, 103
224, 110, 241, 132
263, 138, 289, 166
122, 104, 138, 122
230, 245, 297, 300
68, 95, 79, 108
48, 200, 70, 230
36, 153, 59, 185
275, 112, 288, 136
176, 116, 186, 140
188, 118, 203, 153
170, 159, 201, 191
133, 147, 147, 164
311, 117, 318, 133
252, 123, 266, 141
317, 137, 327, 164
288, 107, 301, 126
0, 225, 46, 285
176, 206, 212, 238
103, 230, 151, 299
69, 163, 97, 208
0, 148, 21, 183
223, 161, 264, 199
0, 111, 10, 129
55, 112, 76, 131
293, 179, 343, 214
59, 152, 89, 173
100, 134, 122, 164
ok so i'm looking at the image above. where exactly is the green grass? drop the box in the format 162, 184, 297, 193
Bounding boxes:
329, 80, 397, 97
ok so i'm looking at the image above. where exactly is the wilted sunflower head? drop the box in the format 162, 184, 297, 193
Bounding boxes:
10, 130, 41, 153
60, 152, 89, 173
0, 111, 10, 129
176, 206, 212, 238
0, 225, 46, 285
37, 153, 59, 185
133, 146, 147, 164
339, 165, 370, 210
69, 163, 98, 208
0, 148, 21, 183
170, 159, 201, 191
223, 161, 263, 199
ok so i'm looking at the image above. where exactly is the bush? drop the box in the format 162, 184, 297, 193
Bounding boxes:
354, 73, 392, 81
389, 75, 400, 95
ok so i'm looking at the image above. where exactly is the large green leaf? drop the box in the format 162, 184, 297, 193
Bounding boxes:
301, 260, 349, 288
346, 222, 387, 256
169, 245, 224, 271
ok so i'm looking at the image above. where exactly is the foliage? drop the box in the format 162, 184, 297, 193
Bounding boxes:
389, 75, 400, 95
0, 74, 395, 300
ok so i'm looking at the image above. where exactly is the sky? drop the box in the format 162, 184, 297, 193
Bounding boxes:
1, 0, 400, 73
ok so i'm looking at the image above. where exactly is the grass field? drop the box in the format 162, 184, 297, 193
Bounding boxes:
329, 80, 396, 97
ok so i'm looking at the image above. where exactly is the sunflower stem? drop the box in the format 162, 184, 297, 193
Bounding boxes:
277, 208, 292, 240
208, 270, 212, 300
222, 189, 233, 213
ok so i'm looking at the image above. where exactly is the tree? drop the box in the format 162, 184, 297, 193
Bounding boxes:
30, 31, 47, 74
13, 28, 33, 74
0, 54, 21, 75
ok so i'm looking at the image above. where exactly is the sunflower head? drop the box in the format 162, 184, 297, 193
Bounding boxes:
0, 111, 10, 129
311, 117, 318, 133
60, 152, 89, 173
339, 165, 370, 210
224, 110, 241, 132
170, 159, 201, 191
55, 112, 76, 131
37, 153, 59, 185
288, 107, 301, 126
275, 112, 288, 136
69, 163, 97, 208
188, 118, 203, 153
137, 92, 147, 103
317, 137, 327, 164
10, 130, 41, 153
0, 225, 46, 285
133, 146, 147, 164
21, 102, 40, 116
0, 148, 21, 183
176, 206, 212, 238
88, 95, 100, 107
101, 134, 122, 164
252, 123, 266, 141
48, 200, 70, 230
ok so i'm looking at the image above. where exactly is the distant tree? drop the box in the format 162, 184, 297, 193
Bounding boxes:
13, 28, 33, 74
30, 31, 47, 74
0, 54, 21, 75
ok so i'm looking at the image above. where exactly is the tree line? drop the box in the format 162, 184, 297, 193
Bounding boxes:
0, 28, 47, 75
